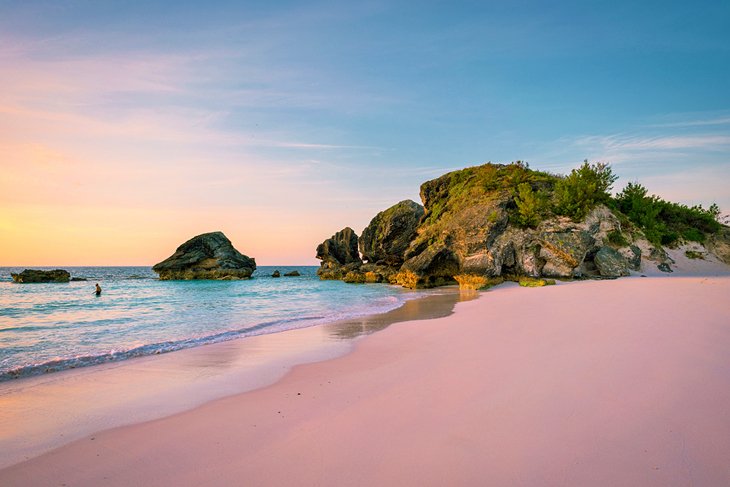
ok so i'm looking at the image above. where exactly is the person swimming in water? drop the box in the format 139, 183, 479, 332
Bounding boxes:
95, 283, 102, 296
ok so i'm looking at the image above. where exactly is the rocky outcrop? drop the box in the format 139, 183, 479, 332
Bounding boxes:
313, 162, 652, 288
152, 231, 256, 280
284, 270, 301, 277
359, 200, 424, 266
11, 269, 70, 283
271, 270, 281, 278
316, 227, 362, 279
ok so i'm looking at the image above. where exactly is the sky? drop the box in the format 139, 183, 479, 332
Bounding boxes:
1, 0, 729, 265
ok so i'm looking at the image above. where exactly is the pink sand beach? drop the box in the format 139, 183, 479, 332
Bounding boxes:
2, 274, 730, 486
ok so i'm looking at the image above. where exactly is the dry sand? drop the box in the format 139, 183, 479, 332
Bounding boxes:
2, 275, 730, 486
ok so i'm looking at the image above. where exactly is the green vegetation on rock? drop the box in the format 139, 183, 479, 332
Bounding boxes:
454, 274, 504, 290
614, 182, 721, 247
553, 161, 617, 221
684, 250, 704, 260
517, 277, 556, 287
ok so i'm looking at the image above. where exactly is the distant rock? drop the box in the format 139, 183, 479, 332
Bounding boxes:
316, 227, 362, 279
594, 246, 630, 277
152, 231, 256, 280
271, 270, 281, 278
284, 270, 301, 277
70, 277, 88, 282
11, 269, 70, 283
359, 200, 424, 266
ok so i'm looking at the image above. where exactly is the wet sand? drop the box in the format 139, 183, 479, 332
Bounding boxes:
0, 289, 468, 470
2, 276, 729, 486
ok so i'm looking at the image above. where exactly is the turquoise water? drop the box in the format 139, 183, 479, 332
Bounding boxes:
0, 266, 424, 381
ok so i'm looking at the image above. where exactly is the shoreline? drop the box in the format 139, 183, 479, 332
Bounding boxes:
1, 275, 729, 485
0, 288, 468, 469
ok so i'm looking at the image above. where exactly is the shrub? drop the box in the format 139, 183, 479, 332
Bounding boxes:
513, 182, 548, 228
607, 229, 629, 247
554, 161, 617, 220
685, 250, 704, 260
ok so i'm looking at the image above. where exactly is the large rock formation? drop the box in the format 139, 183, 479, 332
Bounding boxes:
389, 165, 628, 286
359, 200, 424, 266
315, 163, 652, 288
152, 231, 256, 280
316, 227, 362, 279
11, 269, 70, 283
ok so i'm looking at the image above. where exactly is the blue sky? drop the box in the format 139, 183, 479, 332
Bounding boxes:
1, 0, 729, 264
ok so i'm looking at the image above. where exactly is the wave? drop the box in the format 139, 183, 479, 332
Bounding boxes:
0, 314, 329, 382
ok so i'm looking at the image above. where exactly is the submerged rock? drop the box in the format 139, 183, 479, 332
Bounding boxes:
11, 269, 70, 283
152, 231, 256, 280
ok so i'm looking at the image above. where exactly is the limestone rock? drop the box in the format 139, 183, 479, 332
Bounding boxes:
316, 227, 362, 278
594, 246, 630, 277
316, 227, 361, 267
11, 269, 70, 283
152, 231, 256, 280
618, 245, 642, 271
401, 245, 460, 288
359, 200, 424, 266
538, 230, 594, 278
284, 270, 301, 277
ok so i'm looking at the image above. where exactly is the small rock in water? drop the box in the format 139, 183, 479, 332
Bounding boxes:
11, 269, 70, 283
284, 270, 301, 277
271, 270, 281, 278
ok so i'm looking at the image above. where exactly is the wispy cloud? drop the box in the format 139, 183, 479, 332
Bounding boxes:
574, 134, 730, 152
648, 117, 730, 128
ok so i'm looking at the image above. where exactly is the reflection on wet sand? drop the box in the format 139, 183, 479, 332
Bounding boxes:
0, 286, 484, 469
325, 288, 479, 340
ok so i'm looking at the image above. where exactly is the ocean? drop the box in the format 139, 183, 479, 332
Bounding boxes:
0, 266, 426, 381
